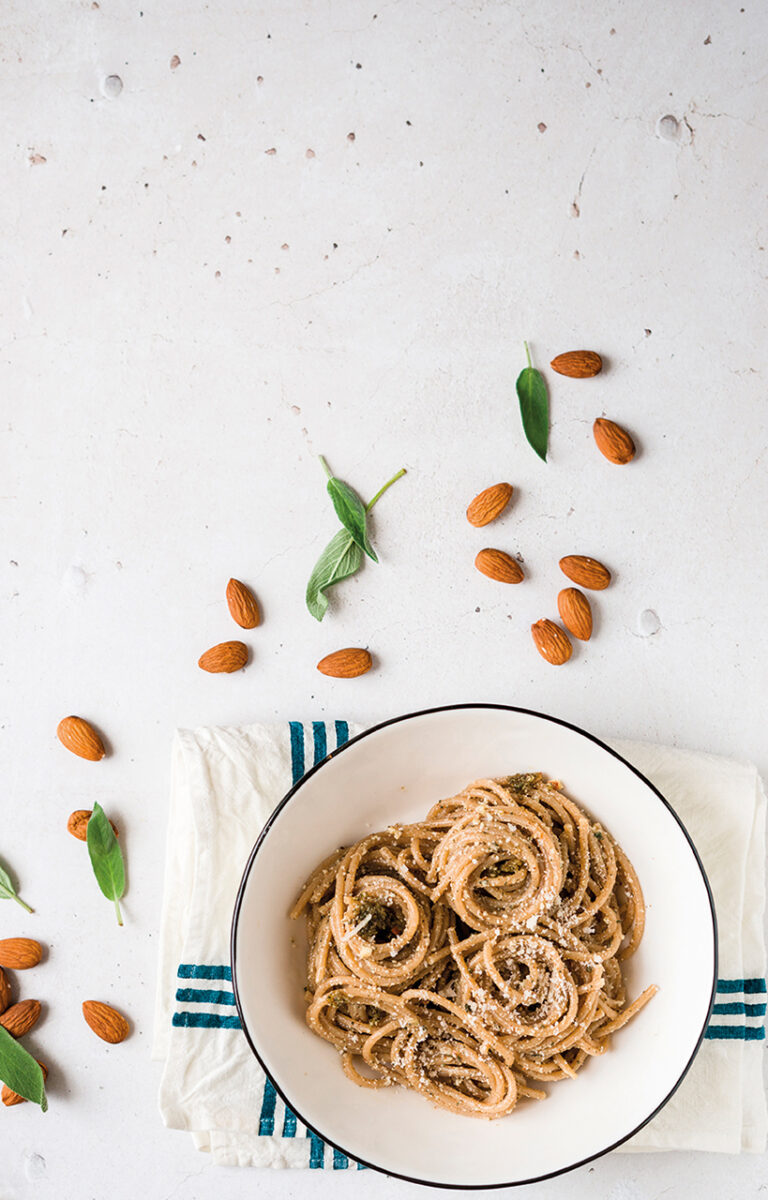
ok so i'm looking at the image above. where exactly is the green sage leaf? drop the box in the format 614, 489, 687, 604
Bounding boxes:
306, 529, 363, 622
516, 342, 549, 461
326, 477, 378, 562
0, 859, 32, 912
86, 802, 125, 926
0, 1025, 47, 1110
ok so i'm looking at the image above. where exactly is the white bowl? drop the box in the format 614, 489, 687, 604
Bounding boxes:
231, 705, 716, 1188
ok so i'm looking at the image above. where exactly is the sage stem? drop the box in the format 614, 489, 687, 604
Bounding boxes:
366, 468, 406, 513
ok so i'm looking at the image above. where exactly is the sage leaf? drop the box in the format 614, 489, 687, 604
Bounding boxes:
0, 1025, 47, 1110
326, 477, 378, 562
306, 529, 363, 622
0, 859, 32, 912
516, 342, 549, 461
86, 802, 125, 926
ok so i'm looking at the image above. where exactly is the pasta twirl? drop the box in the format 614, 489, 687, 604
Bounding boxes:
291, 774, 657, 1119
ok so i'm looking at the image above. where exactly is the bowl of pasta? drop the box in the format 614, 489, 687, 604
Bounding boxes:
231, 704, 716, 1188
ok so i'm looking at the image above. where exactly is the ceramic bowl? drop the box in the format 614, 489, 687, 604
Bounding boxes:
231, 705, 716, 1188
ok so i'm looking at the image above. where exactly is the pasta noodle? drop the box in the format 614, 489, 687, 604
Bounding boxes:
291, 774, 657, 1119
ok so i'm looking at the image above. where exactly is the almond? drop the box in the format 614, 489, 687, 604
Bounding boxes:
0, 939, 42, 970
550, 350, 603, 378
226, 578, 261, 629
1, 1061, 47, 1107
531, 620, 573, 666
466, 483, 514, 527
67, 810, 119, 841
0, 999, 41, 1038
82, 1000, 131, 1044
557, 588, 593, 641
474, 549, 524, 584
57, 715, 105, 761
0, 968, 11, 1016
559, 555, 611, 590
198, 640, 249, 673
593, 418, 635, 464
317, 648, 372, 678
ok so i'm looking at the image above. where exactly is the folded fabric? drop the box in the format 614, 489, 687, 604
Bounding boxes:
152, 722, 767, 1168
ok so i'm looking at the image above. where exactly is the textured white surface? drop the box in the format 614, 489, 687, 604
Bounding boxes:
1, 0, 767, 1196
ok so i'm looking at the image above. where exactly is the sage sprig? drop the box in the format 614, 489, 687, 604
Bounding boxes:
86, 802, 125, 926
0, 859, 32, 913
516, 342, 549, 461
306, 462, 406, 621
0, 1025, 47, 1110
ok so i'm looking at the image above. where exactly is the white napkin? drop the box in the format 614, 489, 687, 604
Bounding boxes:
152, 722, 767, 1167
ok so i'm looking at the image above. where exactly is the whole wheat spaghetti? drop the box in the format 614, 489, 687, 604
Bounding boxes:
291, 774, 657, 1119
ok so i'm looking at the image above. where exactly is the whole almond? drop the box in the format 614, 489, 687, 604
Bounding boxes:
593, 418, 636, 464
0, 939, 42, 970
559, 555, 611, 590
474, 548, 524, 584
531, 620, 573, 666
0, 968, 11, 1016
317, 648, 372, 679
57, 715, 105, 761
226, 578, 261, 629
0, 999, 41, 1038
466, 483, 514, 527
82, 1000, 131, 1044
67, 810, 119, 841
557, 588, 593, 641
198, 640, 249, 673
1, 1061, 47, 1107
550, 350, 603, 378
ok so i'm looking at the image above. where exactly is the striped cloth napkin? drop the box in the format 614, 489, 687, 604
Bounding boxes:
151, 722, 767, 1167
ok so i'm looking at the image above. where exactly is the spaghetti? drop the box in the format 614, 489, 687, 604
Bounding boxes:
291, 774, 657, 1119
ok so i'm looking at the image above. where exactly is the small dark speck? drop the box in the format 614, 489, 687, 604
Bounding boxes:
537, 122, 547, 133
62, 228, 68, 236
306, 148, 316, 158
597, 67, 603, 75
101, 185, 106, 190
214, 270, 221, 278
170, 54, 180, 69
144, 182, 149, 188
405, 119, 411, 126
225, 235, 231, 243
644, 328, 652, 336
10, 560, 18, 566
197, 133, 206, 141
419, 160, 423, 166
573, 249, 581, 259
609, 26, 616, 34
347, 131, 355, 141
355, 62, 362, 68
281, 242, 289, 250
332, 242, 338, 249
257, 75, 264, 84
704, 34, 711, 44
585, 81, 591, 88
265, 147, 276, 155
475, 607, 480, 613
